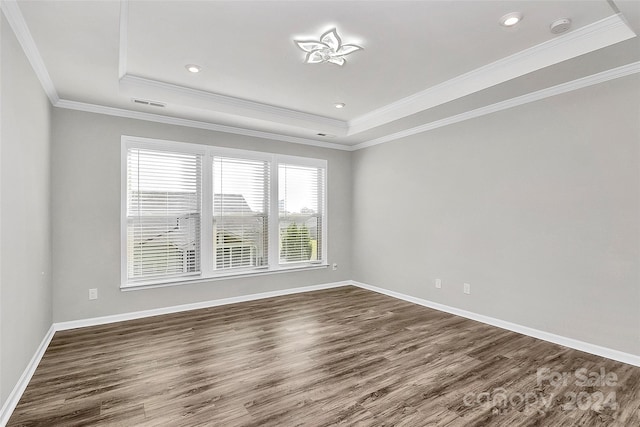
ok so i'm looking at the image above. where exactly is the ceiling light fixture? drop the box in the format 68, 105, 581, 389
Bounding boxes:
500, 12, 523, 27
295, 28, 363, 66
334, 103, 346, 109
185, 64, 201, 73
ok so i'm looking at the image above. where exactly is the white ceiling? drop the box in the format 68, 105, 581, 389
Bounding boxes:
7, 0, 640, 148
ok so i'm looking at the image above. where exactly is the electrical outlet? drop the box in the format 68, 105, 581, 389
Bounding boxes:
332, 263, 338, 271
463, 283, 471, 295
435, 278, 442, 289
89, 288, 98, 300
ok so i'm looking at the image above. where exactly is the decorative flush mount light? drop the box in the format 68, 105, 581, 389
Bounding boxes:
500, 12, 523, 27
334, 103, 346, 109
295, 28, 362, 66
185, 64, 201, 73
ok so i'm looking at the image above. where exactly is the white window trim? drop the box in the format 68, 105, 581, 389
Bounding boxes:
121, 135, 328, 289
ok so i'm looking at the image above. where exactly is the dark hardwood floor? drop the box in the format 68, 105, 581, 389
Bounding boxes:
8, 286, 640, 426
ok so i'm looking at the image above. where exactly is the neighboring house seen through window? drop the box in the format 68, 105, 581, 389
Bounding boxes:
212, 157, 269, 271
122, 136, 327, 288
126, 148, 202, 282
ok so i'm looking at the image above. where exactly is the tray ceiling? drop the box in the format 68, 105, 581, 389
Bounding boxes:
7, 0, 640, 149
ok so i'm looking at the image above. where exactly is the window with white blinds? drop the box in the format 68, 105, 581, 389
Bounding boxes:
213, 156, 269, 271
122, 136, 327, 288
126, 148, 202, 282
279, 164, 324, 264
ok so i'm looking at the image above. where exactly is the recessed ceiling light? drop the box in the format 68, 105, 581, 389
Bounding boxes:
500, 12, 523, 27
334, 103, 346, 109
185, 64, 201, 73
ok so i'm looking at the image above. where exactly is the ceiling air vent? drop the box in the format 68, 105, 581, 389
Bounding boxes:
132, 98, 166, 108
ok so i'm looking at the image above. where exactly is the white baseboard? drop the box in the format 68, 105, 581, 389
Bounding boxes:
350, 280, 640, 367
55, 281, 350, 331
3, 278, 639, 425
0, 281, 350, 424
0, 325, 56, 427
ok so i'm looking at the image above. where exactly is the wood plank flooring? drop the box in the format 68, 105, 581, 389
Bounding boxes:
8, 286, 640, 426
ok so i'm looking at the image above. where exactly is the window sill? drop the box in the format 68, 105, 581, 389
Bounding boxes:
121, 264, 329, 292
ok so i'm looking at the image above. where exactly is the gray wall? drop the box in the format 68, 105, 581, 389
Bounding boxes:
3, 10, 639, 411
0, 15, 53, 405
352, 74, 640, 356
51, 108, 352, 322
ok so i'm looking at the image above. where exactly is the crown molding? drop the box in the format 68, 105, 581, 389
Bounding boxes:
348, 13, 637, 136
56, 60, 640, 153
353, 60, 640, 150
118, 13, 635, 139
54, 99, 353, 151
6, 0, 639, 153
1, 0, 59, 104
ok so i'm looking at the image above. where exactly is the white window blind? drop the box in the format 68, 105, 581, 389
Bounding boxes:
122, 136, 327, 288
213, 156, 269, 271
126, 148, 202, 281
278, 164, 325, 264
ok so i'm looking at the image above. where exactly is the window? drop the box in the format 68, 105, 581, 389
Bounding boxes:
122, 136, 327, 288
213, 156, 269, 272
126, 148, 202, 282
279, 164, 324, 264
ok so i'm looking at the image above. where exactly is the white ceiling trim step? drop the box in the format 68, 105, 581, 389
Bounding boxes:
348, 13, 637, 136
6, 0, 640, 152
353, 61, 640, 151
117, 3, 634, 138
118, 0, 348, 136
117, 0, 347, 137
54, 99, 352, 151
119, 74, 349, 136
55, 60, 640, 152
0, 0, 59, 104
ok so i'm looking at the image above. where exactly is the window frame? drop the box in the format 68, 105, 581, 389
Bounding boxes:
277, 161, 326, 266
121, 135, 328, 290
